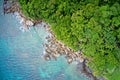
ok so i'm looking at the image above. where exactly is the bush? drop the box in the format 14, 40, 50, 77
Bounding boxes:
19, 0, 120, 79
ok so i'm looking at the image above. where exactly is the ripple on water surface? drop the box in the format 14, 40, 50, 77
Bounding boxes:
0, 0, 88, 80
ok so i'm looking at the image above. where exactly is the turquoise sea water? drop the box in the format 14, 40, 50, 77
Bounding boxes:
0, 0, 89, 80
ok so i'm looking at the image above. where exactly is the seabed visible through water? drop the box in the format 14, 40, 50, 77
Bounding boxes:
0, 0, 89, 80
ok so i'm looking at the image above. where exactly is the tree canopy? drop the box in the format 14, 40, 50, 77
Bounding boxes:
19, 0, 120, 80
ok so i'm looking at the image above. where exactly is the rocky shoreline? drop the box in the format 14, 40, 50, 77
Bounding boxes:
3, 0, 105, 80
3, 0, 42, 31
43, 25, 85, 63
43, 26, 103, 80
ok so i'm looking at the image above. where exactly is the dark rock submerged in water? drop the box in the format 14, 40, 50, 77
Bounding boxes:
2, 0, 105, 80
0, 1, 89, 79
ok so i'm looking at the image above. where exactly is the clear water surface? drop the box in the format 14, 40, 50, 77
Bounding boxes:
0, 0, 89, 80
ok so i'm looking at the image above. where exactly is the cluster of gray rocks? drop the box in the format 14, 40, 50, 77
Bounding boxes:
43, 26, 85, 64
3, 0, 105, 80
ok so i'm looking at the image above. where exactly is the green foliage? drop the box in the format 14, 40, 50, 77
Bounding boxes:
19, 0, 120, 80
71, 3, 120, 79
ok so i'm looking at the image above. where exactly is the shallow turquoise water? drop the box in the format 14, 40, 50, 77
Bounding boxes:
0, 0, 89, 80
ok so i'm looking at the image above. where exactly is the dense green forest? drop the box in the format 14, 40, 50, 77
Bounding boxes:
19, 0, 120, 80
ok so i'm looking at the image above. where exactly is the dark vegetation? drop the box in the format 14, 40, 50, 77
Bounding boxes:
19, 0, 120, 80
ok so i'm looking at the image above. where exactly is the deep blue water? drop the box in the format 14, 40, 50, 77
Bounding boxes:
0, 0, 88, 80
